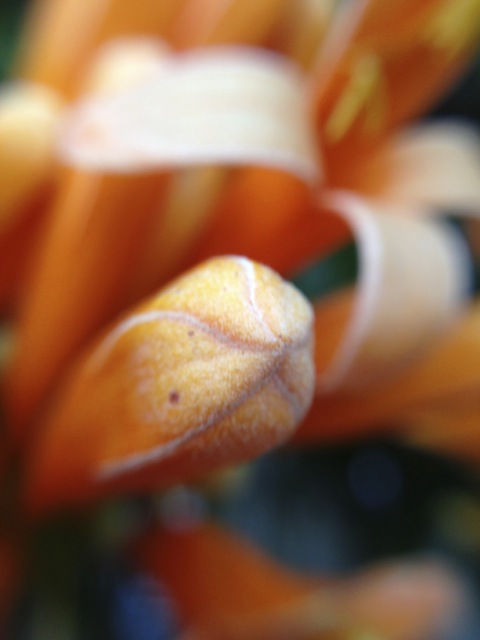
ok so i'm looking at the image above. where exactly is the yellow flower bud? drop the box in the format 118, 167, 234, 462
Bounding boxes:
25, 256, 314, 514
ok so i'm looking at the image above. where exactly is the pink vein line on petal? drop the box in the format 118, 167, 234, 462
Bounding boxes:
85, 308, 282, 375
272, 372, 304, 423
231, 256, 279, 342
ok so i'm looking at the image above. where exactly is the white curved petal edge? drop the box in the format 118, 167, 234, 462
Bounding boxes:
317, 191, 472, 392
59, 45, 321, 182
364, 121, 480, 212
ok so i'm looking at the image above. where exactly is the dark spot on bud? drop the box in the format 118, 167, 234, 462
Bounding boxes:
168, 390, 180, 404
188, 330, 195, 337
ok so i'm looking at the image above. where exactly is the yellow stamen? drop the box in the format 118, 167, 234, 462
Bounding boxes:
423, 0, 480, 59
325, 52, 386, 143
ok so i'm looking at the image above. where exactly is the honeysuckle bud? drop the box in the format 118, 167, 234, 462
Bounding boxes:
24, 256, 314, 514
9, 41, 321, 434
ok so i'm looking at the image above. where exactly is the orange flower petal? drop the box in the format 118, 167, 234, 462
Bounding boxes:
279, 0, 335, 70
403, 394, 480, 460
8, 169, 170, 437
0, 82, 63, 235
297, 299, 480, 444
138, 166, 228, 287
138, 523, 314, 631
137, 522, 463, 640
192, 169, 349, 276
0, 188, 52, 313
312, 0, 480, 147
15, 0, 181, 97
23, 257, 314, 514
169, 0, 287, 49
171, 0, 335, 70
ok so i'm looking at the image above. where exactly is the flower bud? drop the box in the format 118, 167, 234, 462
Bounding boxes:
25, 256, 314, 513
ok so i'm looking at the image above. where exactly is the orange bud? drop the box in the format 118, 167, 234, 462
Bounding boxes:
24, 257, 314, 514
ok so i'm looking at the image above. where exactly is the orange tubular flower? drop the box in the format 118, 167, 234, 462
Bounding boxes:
7, 40, 320, 436
13, 0, 477, 451
1, 0, 480, 636
24, 256, 314, 514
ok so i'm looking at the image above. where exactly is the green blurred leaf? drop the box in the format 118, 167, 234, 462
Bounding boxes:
0, 0, 28, 81
290, 242, 358, 301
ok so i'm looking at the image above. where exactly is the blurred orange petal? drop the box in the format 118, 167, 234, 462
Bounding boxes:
138, 523, 315, 634
16, 0, 182, 97
137, 522, 463, 640
279, 0, 335, 70
312, 0, 480, 147
0, 188, 52, 313
297, 299, 480, 444
403, 395, 480, 460
136, 166, 228, 288
7, 169, 170, 438
0, 82, 63, 235
170, 0, 287, 49
170, 0, 334, 70
192, 169, 350, 276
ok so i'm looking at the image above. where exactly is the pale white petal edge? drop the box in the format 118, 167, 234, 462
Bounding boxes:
59, 45, 321, 182
317, 191, 471, 392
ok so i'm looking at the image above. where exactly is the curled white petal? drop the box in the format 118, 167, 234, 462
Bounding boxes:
318, 192, 471, 392
59, 46, 321, 182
